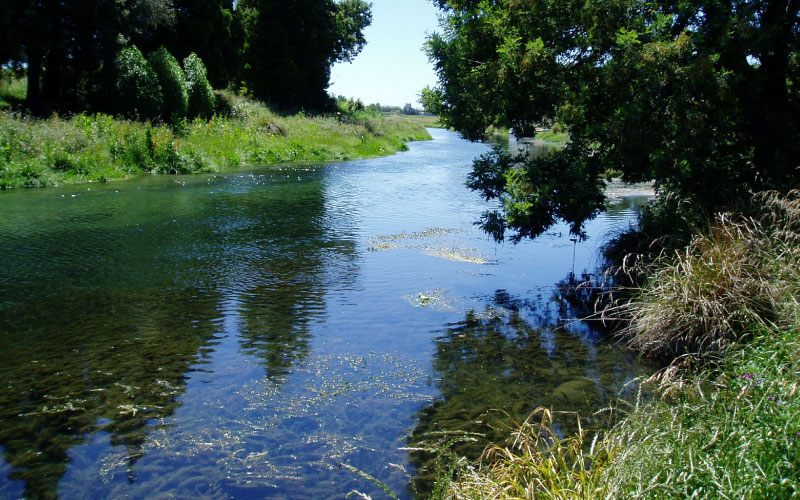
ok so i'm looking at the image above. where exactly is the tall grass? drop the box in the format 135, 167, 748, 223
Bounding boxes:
435, 191, 800, 499
0, 92, 431, 188
619, 191, 800, 361
605, 326, 800, 498
431, 408, 612, 500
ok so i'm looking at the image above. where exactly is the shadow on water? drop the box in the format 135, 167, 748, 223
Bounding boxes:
407, 274, 652, 496
0, 129, 653, 500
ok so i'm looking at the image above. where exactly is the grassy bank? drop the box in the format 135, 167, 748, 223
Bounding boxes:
432, 191, 800, 499
0, 93, 431, 189
533, 123, 568, 145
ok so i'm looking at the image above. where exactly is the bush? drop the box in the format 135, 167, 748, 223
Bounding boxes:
115, 46, 162, 120
212, 90, 234, 118
148, 47, 187, 122
183, 53, 215, 119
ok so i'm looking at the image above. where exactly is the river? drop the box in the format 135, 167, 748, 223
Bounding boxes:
0, 128, 651, 499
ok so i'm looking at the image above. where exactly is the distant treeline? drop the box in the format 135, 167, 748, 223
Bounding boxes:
0, 0, 372, 115
333, 96, 426, 116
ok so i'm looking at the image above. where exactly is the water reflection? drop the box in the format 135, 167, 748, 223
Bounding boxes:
0, 169, 357, 498
0, 288, 221, 500
218, 174, 358, 379
408, 276, 650, 494
0, 129, 652, 499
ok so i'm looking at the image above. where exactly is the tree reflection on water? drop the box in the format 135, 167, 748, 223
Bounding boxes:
408, 276, 651, 495
0, 288, 222, 500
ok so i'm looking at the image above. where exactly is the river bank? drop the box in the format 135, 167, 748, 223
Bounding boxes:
0, 94, 431, 189
432, 190, 800, 499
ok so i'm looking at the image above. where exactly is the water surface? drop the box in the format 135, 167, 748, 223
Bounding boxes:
0, 129, 651, 499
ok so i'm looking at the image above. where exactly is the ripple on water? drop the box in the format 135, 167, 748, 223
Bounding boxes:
0, 129, 655, 500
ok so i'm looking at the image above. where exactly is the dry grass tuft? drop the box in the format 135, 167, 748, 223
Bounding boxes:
439, 408, 612, 500
615, 190, 800, 360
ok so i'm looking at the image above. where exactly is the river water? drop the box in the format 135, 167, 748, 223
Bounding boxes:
0, 128, 651, 499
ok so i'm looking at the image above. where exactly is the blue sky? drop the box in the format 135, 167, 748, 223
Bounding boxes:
328, 0, 442, 107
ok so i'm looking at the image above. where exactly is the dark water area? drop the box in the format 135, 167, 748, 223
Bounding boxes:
0, 129, 653, 499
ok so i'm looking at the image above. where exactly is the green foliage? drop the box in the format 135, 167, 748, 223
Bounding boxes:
429, 0, 800, 241
466, 148, 606, 241
151, 0, 244, 89
241, 0, 371, 109
115, 46, 163, 120
183, 53, 215, 119
2, 0, 367, 117
0, 99, 430, 189
2, 0, 175, 112
148, 47, 188, 122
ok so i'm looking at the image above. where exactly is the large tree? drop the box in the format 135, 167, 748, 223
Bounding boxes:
1, 0, 176, 112
240, 0, 371, 109
425, 0, 800, 241
146, 0, 244, 89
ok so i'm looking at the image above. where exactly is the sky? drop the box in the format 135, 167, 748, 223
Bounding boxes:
328, 0, 442, 108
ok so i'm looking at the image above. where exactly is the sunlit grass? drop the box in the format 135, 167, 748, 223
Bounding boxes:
0, 92, 431, 189
0, 73, 26, 110
432, 408, 612, 500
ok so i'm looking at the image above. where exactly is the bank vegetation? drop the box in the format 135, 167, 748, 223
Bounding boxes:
429, 190, 800, 499
0, 86, 431, 189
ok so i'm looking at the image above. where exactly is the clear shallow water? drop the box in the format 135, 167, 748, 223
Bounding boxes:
0, 129, 652, 500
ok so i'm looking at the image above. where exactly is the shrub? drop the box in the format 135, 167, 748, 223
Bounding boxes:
212, 90, 234, 118
183, 53, 215, 119
115, 46, 162, 120
148, 47, 187, 122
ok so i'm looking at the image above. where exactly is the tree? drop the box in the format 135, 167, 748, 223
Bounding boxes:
115, 45, 162, 119
184, 53, 215, 119
147, 0, 245, 89
0, 0, 176, 113
148, 47, 187, 122
240, 0, 372, 109
427, 0, 800, 241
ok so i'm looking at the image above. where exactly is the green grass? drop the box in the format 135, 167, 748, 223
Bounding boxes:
0, 91, 431, 188
604, 326, 800, 499
0, 73, 27, 110
534, 123, 568, 145
533, 129, 568, 145
432, 191, 800, 499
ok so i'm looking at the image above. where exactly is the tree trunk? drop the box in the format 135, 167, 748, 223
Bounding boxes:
752, 0, 797, 189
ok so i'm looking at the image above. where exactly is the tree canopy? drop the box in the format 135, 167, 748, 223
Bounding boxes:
425, 0, 800, 241
240, 0, 372, 109
1, 0, 372, 114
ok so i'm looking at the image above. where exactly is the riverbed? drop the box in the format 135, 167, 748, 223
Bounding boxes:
0, 128, 651, 499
